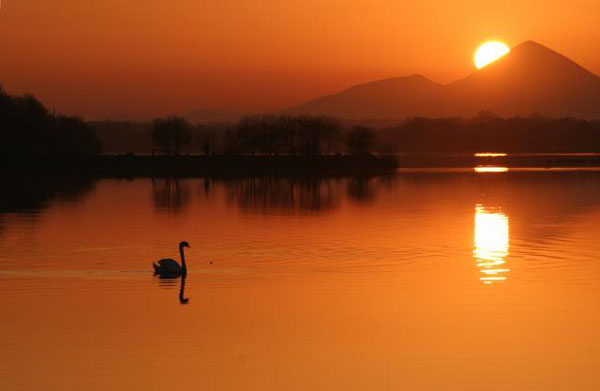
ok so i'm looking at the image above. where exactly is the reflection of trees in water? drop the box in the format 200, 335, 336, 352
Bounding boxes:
198, 177, 214, 201
375, 174, 398, 192
152, 178, 191, 213
346, 175, 400, 204
346, 177, 376, 204
0, 175, 96, 234
220, 175, 398, 213
0, 175, 96, 214
222, 177, 343, 213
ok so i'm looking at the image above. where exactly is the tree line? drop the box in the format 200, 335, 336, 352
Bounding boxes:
150, 114, 379, 156
0, 86, 102, 158
380, 111, 600, 153
6, 85, 599, 159
150, 111, 600, 156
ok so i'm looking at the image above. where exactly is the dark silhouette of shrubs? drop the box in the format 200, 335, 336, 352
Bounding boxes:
151, 116, 192, 155
382, 113, 600, 153
52, 115, 102, 156
346, 126, 377, 155
0, 86, 101, 158
195, 127, 217, 156
227, 114, 343, 155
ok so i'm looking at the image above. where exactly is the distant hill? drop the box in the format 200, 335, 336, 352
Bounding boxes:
288, 41, 600, 120
288, 75, 443, 119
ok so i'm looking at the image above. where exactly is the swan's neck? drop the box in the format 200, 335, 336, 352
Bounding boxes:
180, 246, 187, 274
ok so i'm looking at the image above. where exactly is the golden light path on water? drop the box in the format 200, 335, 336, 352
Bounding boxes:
474, 205, 510, 284
474, 152, 508, 157
474, 166, 509, 173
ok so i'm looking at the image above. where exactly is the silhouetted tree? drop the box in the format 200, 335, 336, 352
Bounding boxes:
52, 115, 102, 155
296, 115, 342, 155
0, 86, 101, 158
194, 127, 218, 156
346, 126, 377, 155
151, 116, 192, 156
320, 117, 343, 154
229, 114, 342, 155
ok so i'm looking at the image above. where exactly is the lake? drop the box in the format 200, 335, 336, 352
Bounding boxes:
1, 171, 600, 390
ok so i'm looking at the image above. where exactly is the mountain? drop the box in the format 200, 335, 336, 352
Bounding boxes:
288, 41, 600, 120
443, 41, 600, 118
288, 75, 443, 119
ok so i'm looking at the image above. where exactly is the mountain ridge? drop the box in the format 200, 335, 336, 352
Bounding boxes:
287, 41, 600, 120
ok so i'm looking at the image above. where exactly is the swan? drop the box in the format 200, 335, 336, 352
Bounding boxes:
153, 241, 190, 276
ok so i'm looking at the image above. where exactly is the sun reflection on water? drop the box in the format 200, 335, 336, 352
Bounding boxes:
474, 205, 509, 284
474, 166, 509, 173
474, 152, 508, 157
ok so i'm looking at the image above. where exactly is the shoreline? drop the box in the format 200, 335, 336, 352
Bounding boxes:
2, 154, 600, 178
1, 155, 399, 177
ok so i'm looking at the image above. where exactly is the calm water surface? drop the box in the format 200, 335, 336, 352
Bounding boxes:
1, 172, 600, 390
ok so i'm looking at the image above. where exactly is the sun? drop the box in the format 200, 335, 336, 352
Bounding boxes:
474, 41, 510, 69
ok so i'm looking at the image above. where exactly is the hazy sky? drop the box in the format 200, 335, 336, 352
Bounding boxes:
1, 0, 599, 119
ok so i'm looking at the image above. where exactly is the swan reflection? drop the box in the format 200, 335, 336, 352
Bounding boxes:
179, 275, 190, 305
155, 273, 190, 305
473, 205, 509, 284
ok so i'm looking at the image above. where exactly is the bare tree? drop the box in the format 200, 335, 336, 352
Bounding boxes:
346, 126, 377, 155
194, 127, 218, 156
151, 116, 192, 156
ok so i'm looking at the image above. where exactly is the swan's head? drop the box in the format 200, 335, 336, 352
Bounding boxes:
179, 241, 191, 249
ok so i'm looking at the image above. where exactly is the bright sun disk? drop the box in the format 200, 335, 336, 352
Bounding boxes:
474, 41, 510, 69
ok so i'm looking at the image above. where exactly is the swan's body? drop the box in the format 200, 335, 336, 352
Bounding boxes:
153, 258, 182, 274
153, 241, 190, 276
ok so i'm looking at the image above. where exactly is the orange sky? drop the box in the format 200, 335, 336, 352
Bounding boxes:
1, 0, 599, 120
